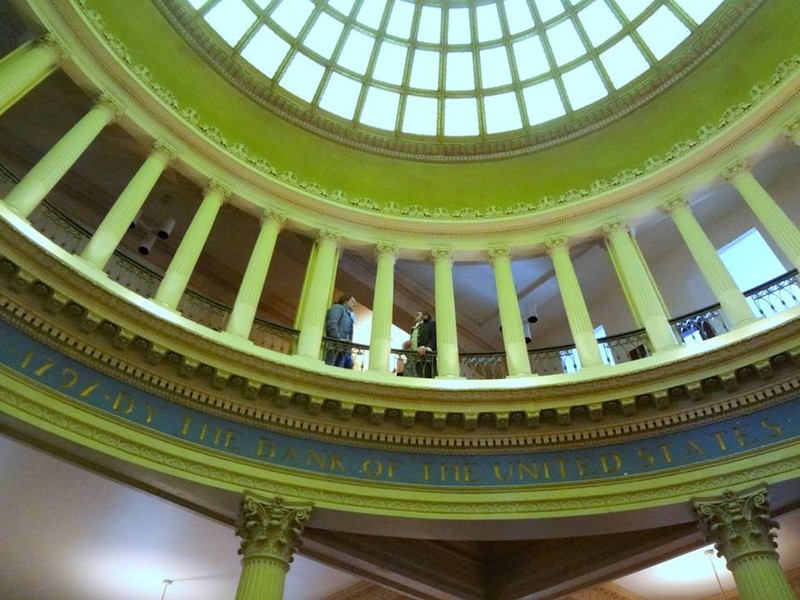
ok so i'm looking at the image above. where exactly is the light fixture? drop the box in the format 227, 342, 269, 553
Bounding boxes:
159, 579, 173, 600
130, 194, 176, 255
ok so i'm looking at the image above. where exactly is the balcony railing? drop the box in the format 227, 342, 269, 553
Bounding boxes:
24, 202, 800, 380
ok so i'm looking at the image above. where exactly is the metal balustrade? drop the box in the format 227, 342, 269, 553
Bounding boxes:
19, 201, 800, 380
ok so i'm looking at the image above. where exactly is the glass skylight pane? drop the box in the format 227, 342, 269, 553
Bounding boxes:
562, 61, 607, 109
504, 0, 535, 35
600, 36, 649, 88
674, 0, 724, 25
578, 1, 622, 47
480, 47, 512, 88
446, 51, 475, 90
547, 19, 585, 66
327, 0, 355, 17
386, 1, 414, 38
444, 97, 479, 136
513, 36, 549, 80
279, 53, 324, 101
303, 12, 344, 59
357, 1, 387, 30
187, 0, 205, 8
402, 95, 438, 135
319, 72, 361, 119
638, 6, 691, 60
360, 86, 400, 129
476, 4, 503, 42
447, 7, 472, 45
270, 0, 313, 37
522, 79, 565, 124
613, 0, 651, 21
241, 26, 291, 78
534, 0, 566, 22
418, 6, 442, 43
373, 41, 408, 85
337, 30, 375, 75
205, 0, 254, 46
484, 91, 522, 133
410, 49, 440, 90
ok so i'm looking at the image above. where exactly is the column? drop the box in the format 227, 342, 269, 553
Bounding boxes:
234, 495, 311, 600
4, 94, 120, 218
694, 486, 797, 600
295, 230, 340, 359
226, 210, 285, 338
488, 246, 532, 377
0, 35, 63, 117
152, 180, 229, 309
431, 248, 460, 378
664, 196, 756, 328
604, 221, 679, 352
80, 141, 175, 269
368, 242, 397, 372
724, 160, 800, 272
545, 237, 605, 369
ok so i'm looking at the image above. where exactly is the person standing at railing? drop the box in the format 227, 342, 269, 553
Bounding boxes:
403, 310, 437, 378
325, 294, 356, 368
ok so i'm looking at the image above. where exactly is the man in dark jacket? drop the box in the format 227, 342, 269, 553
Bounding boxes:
404, 310, 437, 378
324, 294, 356, 368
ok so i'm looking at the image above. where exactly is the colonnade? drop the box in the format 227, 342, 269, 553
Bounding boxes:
232, 486, 798, 600
2, 37, 800, 379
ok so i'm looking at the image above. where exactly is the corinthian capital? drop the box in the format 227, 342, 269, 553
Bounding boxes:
487, 246, 510, 264
375, 242, 398, 261
662, 194, 688, 214
150, 140, 178, 164
95, 92, 124, 120
430, 248, 453, 263
544, 236, 568, 254
204, 178, 232, 202
721, 160, 749, 182
37, 34, 67, 62
602, 220, 627, 237
236, 496, 311, 565
693, 485, 779, 564
317, 229, 341, 244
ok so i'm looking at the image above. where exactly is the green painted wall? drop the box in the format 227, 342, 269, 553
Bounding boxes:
89, 0, 800, 212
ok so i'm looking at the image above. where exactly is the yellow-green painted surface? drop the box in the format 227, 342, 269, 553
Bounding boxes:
89, 0, 800, 211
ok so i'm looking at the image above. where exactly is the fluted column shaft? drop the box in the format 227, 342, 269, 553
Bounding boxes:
605, 223, 679, 352
234, 496, 311, 600
80, 143, 174, 269
295, 231, 340, 359
0, 36, 62, 117
226, 211, 285, 338
694, 486, 797, 600
546, 238, 604, 368
153, 182, 228, 309
432, 249, 460, 378
489, 247, 531, 377
725, 163, 800, 272
665, 197, 756, 328
368, 243, 397, 371
4, 96, 119, 218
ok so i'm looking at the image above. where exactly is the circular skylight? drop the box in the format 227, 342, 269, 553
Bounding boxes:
170, 0, 738, 158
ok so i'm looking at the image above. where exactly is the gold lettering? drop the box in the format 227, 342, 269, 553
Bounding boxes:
386, 460, 400, 479
422, 463, 431, 482
282, 447, 299, 464
21, 350, 34, 369
306, 449, 327, 469
79, 383, 100, 398
111, 392, 135, 415
493, 463, 513, 482
180, 415, 192, 436
712, 431, 728, 451
256, 437, 277, 459
638, 448, 656, 468
518, 462, 539, 480
362, 459, 383, 478
223, 430, 238, 450
60, 368, 78, 389
600, 453, 622, 474
329, 453, 346, 473
143, 403, 159, 425
761, 419, 783, 439
34, 362, 55, 377
463, 463, 478, 482
732, 427, 758, 448
685, 440, 705, 458
660, 444, 673, 464
555, 457, 568, 478
575, 457, 593, 477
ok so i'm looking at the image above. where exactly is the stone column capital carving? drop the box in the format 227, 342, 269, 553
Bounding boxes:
782, 116, 800, 144
37, 33, 67, 62
662, 195, 688, 214
204, 178, 232, 202
151, 140, 177, 164
260, 209, 287, 228
375, 242, 398, 261
694, 485, 779, 564
487, 246, 510, 263
602, 220, 628, 237
722, 160, 750, 182
317, 229, 341, 244
544, 236, 569, 253
430, 248, 453, 263
95, 92, 124, 121
235, 495, 311, 565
